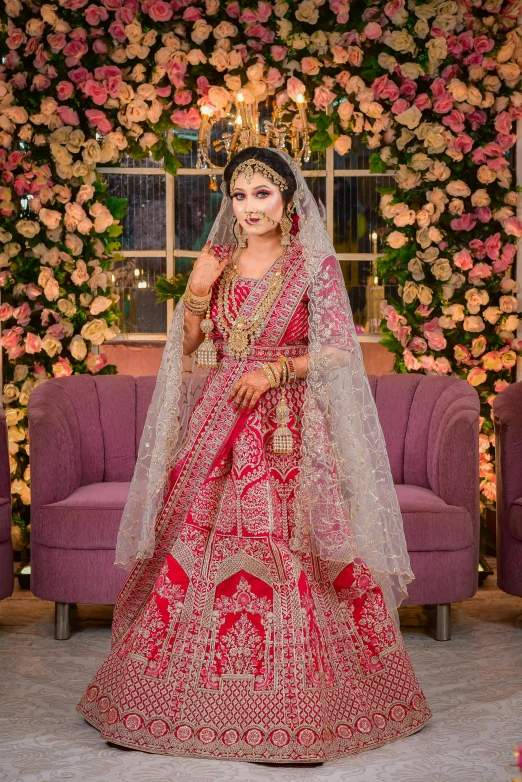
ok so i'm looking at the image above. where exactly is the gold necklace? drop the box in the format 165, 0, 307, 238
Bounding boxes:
216, 244, 287, 358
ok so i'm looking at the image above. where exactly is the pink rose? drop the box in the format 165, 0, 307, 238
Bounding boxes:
453, 249, 473, 270
239, 7, 259, 22
372, 75, 400, 101
363, 22, 382, 40
471, 336, 487, 357
414, 93, 432, 111
434, 357, 452, 374
469, 262, 492, 279
0, 326, 23, 348
287, 76, 306, 103
0, 303, 13, 321
404, 349, 421, 371
57, 81, 75, 101
450, 214, 477, 231
170, 107, 201, 130
85, 351, 108, 373
474, 207, 492, 223
391, 98, 409, 115
81, 79, 108, 106
426, 331, 447, 351
226, 0, 240, 17
52, 357, 73, 377
84, 5, 109, 25
32, 74, 51, 92
313, 86, 336, 109
502, 216, 522, 238
108, 21, 126, 42
407, 336, 427, 353
433, 94, 454, 114
420, 355, 436, 372
13, 302, 31, 326
257, 1, 272, 22
271, 45, 287, 62
474, 35, 495, 54
147, 0, 173, 21
485, 233, 501, 259
174, 90, 192, 106
25, 332, 42, 354
468, 110, 487, 131
26, 283, 43, 300
85, 110, 113, 133
467, 366, 487, 386
453, 134, 473, 154
442, 110, 465, 133
57, 106, 80, 125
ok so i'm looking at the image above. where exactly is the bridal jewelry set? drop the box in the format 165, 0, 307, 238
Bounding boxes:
181, 158, 298, 454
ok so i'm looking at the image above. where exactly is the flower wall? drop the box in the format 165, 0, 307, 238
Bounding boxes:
0, 0, 521, 547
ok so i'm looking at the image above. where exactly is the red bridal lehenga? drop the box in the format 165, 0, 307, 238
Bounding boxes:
76, 239, 432, 762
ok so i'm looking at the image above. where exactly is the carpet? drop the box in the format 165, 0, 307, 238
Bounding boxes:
0, 556, 521, 782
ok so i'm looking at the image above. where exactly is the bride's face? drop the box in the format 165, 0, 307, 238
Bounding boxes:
230, 170, 286, 239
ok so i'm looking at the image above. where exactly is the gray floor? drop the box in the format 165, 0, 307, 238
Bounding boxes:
1, 557, 521, 782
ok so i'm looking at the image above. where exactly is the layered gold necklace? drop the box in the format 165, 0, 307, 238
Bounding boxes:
195, 243, 289, 366
217, 243, 287, 358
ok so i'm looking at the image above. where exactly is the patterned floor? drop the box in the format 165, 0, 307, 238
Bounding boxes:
0, 557, 521, 782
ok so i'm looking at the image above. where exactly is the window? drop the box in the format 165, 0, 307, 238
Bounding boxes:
97, 133, 400, 343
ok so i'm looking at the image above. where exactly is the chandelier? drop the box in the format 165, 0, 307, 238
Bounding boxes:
196, 92, 311, 189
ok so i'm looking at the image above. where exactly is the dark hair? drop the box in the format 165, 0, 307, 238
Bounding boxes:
223, 146, 297, 207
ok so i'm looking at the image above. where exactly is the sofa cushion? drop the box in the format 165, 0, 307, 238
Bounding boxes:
395, 484, 473, 552
33, 482, 130, 550
0, 498, 11, 542
509, 498, 522, 541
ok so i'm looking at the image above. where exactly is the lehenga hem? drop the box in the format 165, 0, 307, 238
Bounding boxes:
76, 704, 431, 764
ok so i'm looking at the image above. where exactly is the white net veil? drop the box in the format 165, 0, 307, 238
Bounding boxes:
114, 146, 414, 628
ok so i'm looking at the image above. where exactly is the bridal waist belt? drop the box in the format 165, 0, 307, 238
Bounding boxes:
213, 339, 309, 361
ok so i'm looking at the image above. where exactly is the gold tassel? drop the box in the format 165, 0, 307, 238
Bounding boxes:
195, 308, 217, 368
273, 387, 293, 454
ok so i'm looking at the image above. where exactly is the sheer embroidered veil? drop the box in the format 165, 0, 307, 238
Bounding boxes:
114, 146, 414, 628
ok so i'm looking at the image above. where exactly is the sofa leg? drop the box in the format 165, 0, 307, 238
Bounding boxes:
435, 603, 451, 641
55, 602, 71, 640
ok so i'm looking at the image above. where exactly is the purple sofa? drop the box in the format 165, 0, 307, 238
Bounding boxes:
493, 381, 522, 599
28, 372, 479, 641
0, 406, 13, 600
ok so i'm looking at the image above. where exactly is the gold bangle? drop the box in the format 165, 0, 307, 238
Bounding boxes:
277, 355, 289, 385
268, 361, 281, 388
262, 363, 278, 389
187, 283, 211, 301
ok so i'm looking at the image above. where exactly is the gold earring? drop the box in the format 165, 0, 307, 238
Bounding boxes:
233, 219, 247, 248
280, 209, 293, 246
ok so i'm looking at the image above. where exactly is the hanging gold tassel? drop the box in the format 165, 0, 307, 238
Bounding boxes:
195, 307, 217, 368
273, 387, 293, 454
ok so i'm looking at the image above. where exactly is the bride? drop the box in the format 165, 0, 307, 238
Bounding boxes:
76, 146, 432, 762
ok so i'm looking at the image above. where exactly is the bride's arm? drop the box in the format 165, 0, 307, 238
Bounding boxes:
182, 241, 229, 356
182, 290, 207, 356
290, 353, 310, 379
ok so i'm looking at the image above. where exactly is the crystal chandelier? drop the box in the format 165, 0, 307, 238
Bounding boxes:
196, 92, 311, 189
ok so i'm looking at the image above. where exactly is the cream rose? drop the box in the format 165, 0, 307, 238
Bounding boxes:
69, 334, 88, 361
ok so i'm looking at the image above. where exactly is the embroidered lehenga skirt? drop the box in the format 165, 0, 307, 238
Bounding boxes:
76, 242, 432, 761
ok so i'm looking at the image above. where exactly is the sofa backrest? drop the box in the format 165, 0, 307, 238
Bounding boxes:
367, 373, 477, 489
29, 371, 477, 493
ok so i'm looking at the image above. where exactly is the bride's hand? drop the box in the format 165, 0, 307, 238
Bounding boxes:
229, 368, 271, 410
189, 240, 229, 296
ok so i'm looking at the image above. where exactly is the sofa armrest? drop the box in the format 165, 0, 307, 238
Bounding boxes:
0, 407, 11, 500
28, 381, 82, 516
493, 382, 522, 509
427, 386, 480, 546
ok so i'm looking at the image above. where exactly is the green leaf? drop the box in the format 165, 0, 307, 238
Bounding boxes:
170, 135, 192, 154
150, 139, 167, 162
106, 224, 123, 238
163, 149, 182, 176
309, 129, 334, 152
369, 152, 387, 174
104, 196, 128, 221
